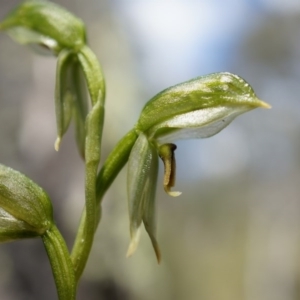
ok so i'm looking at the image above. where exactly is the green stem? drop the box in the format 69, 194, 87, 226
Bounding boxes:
71, 98, 104, 281
69, 45, 105, 281
96, 128, 138, 202
42, 225, 76, 300
71, 128, 138, 273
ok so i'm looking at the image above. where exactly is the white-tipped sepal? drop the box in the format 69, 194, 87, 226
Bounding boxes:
127, 133, 160, 262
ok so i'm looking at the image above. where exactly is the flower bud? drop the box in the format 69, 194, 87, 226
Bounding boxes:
0, 0, 86, 54
0, 164, 53, 242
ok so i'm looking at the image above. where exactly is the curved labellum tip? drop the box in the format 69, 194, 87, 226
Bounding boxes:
165, 189, 182, 197
159, 143, 181, 197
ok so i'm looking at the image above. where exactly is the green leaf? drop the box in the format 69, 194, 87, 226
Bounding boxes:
0, 0, 86, 54
142, 145, 160, 263
0, 164, 53, 241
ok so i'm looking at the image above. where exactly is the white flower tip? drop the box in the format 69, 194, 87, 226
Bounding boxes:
54, 137, 61, 151
257, 99, 271, 109
126, 241, 137, 258
164, 186, 182, 197
168, 190, 182, 197
126, 228, 141, 258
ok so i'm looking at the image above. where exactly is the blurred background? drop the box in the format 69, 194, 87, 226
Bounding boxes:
0, 0, 300, 299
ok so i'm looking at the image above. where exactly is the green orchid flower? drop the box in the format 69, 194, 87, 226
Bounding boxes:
125, 72, 270, 261
0, 0, 105, 157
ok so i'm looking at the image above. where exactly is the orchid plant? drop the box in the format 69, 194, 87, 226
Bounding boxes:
0, 1, 270, 299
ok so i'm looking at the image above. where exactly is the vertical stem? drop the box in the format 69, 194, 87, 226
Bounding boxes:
71, 129, 138, 273
71, 98, 104, 281
70, 45, 105, 281
42, 225, 76, 300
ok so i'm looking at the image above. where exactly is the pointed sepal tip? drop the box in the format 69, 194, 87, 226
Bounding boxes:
126, 227, 162, 264
126, 228, 141, 259
256, 99, 271, 109
54, 137, 61, 151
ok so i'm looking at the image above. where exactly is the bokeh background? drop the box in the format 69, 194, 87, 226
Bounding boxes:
1, 0, 300, 299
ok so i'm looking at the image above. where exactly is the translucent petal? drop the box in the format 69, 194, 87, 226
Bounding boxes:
137, 72, 270, 134
5, 26, 58, 54
127, 133, 159, 258
153, 105, 249, 144
54, 49, 74, 151
142, 145, 161, 263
